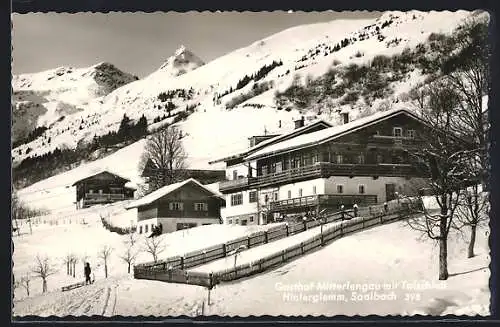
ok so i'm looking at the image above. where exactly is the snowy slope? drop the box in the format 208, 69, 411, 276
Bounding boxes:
12, 216, 490, 316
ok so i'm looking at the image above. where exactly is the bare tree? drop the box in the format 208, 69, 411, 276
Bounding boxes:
98, 245, 113, 278
443, 16, 490, 188
31, 255, 57, 293
141, 125, 188, 192
20, 273, 31, 297
407, 79, 477, 280
125, 230, 138, 247
143, 237, 165, 263
454, 185, 489, 258
120, 246, 139, 274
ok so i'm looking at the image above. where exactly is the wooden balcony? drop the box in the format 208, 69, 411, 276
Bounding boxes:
254, 162, 425, 188
82, 193, 127, 206
267, 194, 378, 213
219, 177, 257, 193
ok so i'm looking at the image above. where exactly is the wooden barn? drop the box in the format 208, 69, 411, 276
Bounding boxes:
126, 178, 225, 235
72, 170, 136, 209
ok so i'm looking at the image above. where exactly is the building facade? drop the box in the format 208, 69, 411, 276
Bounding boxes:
212, 109, 432, 225
126, 178, 225, 234
72, 170, 135, 209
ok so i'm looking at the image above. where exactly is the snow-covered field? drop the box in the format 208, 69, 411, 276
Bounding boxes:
13, 216, 490, 316
12, 212, 283, 301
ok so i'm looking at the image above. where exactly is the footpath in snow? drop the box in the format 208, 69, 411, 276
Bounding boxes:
189, 220, 342, 274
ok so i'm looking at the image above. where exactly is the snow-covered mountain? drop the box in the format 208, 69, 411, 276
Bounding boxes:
12, 62, 138, 143
13, 10, 488, 209
154, 45, 205, 78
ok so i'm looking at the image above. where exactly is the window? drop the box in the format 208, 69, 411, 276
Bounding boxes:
241, 219, 248, 226
337, 185, 344, 194
393, 127, 403, 137
377, 154, 384, 163
194, 202, 208, 211
249, 191, 257, 203
313, 186, 317, 195
336, 154, 343, 164
169, 202, 183, 210
357, 154, 365, 164
264, 194, 269, 203
288, 190, 292, 199
145, 225, 148, 233
235, 219, 239, 225
249, 216, 254, 223
139, 226, 143, 234
176, 223, 197, 231
299, 188, 303, 197
359, 185, 366, 194
98, 189, 103, 194
151, 224, 154, 231
407, 130, 416, 138
231, 193, 243, 206
89, 189, 94, 194
228, 219, 232, 224
233, 170, 238, 180
261, 165, 268, 176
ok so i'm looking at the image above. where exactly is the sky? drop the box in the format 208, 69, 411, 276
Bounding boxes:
12, 11, 380, 77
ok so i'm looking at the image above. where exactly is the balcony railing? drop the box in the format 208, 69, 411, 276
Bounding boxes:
267, 194, 378, 212
219, 177, 257, 192
255, 162, 425, 188
219, 162, 427, 192
84, 193, 126, 201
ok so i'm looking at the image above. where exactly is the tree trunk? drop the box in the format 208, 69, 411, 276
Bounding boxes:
105, 263, 108, 278
439, 237, 449, 280
42, 279, 47, 293
15, 219, 20, 236
468, 224, 477, 258
72, 262, 76, 277
127, 263, 131, 274
29, 219, 32, 234
67, 262, 70, 275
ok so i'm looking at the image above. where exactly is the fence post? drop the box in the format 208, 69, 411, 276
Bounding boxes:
285, 224, 289, 237
222, 243, 227, 257
180, 256, 184, 270
264, 231, 268, 244
282, 249, 286, 262
247, 236, 251, 249
300, 242, 304, 254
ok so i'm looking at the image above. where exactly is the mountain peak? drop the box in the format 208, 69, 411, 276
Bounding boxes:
156, 45, 205, 77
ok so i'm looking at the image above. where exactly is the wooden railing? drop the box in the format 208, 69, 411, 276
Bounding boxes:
85, 193, 126, 200
133, 200, 424, 287
219, 177, 257, 192
267, 194, 378, 212
253, 162, 425, 188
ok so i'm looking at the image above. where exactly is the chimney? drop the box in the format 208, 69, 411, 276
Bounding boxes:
341, 112, 349, 124
294, 116, 305, 129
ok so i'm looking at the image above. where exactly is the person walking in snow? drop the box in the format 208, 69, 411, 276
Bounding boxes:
383, 202, 388, 213
340, 204, 345, 220
353, 203, 359, 217
84, 262, 92, 285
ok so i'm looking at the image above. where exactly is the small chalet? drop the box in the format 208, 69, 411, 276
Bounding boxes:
126, 178, 225, 235
72, 170, 136, 209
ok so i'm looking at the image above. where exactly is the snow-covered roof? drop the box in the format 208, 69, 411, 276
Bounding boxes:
209, 120, 333, 164
71, 169, 131, 186
246, 108, 422, 160
126, 178, 224, 209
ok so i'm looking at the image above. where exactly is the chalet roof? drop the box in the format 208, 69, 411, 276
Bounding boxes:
71, 169, 131, 186
208, 120, 333, 164
125, 178, 224, 209
245, 108, 423, 160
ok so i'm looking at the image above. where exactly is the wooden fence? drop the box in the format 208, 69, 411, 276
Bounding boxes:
133, 199, 422, 286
